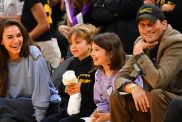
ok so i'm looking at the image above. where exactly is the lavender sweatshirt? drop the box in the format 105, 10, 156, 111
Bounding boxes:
94, 69, 119, 113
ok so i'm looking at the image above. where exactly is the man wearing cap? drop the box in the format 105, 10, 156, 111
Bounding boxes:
109, 4, 182, 122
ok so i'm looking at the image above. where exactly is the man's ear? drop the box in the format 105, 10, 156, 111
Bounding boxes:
162, 20, 168, 30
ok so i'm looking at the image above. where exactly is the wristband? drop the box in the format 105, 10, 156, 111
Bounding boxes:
129, 84, 137, 92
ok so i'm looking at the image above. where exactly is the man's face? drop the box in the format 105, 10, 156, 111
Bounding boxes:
138, 18, 167, 43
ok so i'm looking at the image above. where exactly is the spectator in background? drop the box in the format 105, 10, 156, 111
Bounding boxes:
61, 0, 97, 27
20, 0, 61, 70
92, 0, 143, 54
0, 0, 23, 20
143, 0, 175, 12
49, 0, 68, 62
110, 4, 182, 122
0, 18, 60, 122
144, 0, 182, 33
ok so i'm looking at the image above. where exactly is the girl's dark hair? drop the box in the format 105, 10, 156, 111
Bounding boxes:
0, 18, 31, 97
93, 32, 126, 70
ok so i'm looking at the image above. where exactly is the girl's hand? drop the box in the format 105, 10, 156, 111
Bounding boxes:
92, 111, 110, 122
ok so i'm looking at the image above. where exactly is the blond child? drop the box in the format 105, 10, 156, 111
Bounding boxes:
42, 24, 98, 122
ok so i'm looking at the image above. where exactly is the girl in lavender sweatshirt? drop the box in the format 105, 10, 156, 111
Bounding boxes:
91, 32, 126, 122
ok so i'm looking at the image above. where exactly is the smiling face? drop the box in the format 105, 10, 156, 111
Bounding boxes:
1, 25, 23, 61
91, 42, 110, 68
138, 18, 167, 43
69, 33, 91, 60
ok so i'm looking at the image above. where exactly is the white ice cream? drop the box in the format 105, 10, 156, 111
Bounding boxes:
62, 70, 78, 85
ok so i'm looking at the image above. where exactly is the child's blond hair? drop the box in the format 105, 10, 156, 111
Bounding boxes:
68, 24, 98, 44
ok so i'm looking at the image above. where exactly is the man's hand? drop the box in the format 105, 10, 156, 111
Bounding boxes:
133, 39, 158, 55
125, 83, 150, 112
92, 111, 110, 122
131, 85, 150, 112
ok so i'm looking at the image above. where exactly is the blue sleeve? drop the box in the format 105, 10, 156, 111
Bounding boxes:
30, 46, 51, 121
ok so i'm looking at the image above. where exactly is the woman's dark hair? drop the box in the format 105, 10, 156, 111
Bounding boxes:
0, 18, 31, 97
92, 32, 126, 70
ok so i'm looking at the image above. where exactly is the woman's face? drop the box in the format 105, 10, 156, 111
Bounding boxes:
1, 25, 23, 61
69, 33, 91, 60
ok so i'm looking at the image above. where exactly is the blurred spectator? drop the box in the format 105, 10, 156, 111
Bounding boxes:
92, 0, 143, 54
49, 0, 68, 61
61, 0, 97, 26
0, 0, 23, 20
144, 0, 182, 33
20, 0, 61, 69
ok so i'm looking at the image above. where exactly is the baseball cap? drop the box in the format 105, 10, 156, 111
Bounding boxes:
136, 4, 165, 24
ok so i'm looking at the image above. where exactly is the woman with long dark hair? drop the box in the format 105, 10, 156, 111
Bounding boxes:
0, 18, 60, 122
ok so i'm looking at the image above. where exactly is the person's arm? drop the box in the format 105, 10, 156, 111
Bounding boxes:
30, 2, 50, 40
30, 46, 51, 122
133, 36, 182, 88
60, 0, 65, 11
114, 55, 138, 90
